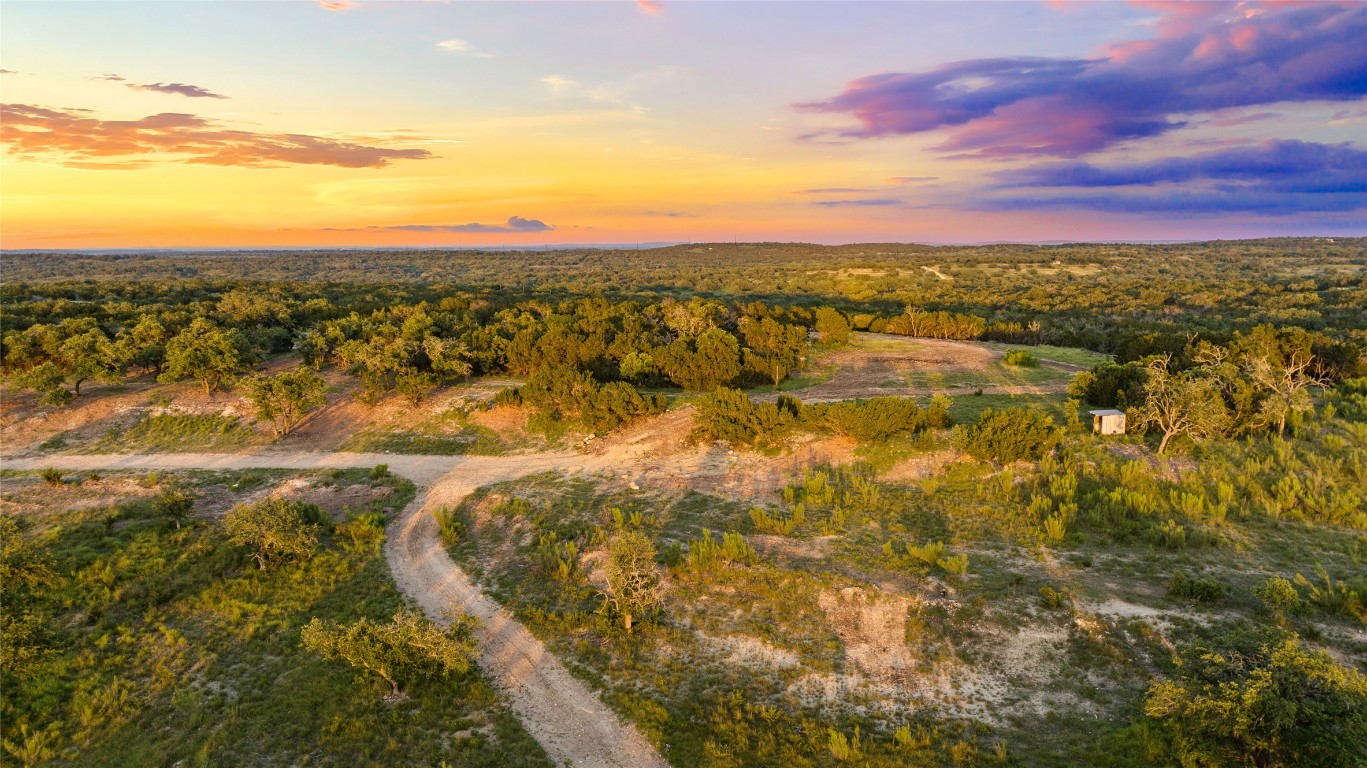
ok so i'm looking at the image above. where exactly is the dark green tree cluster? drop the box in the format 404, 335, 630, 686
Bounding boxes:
1074, 324, 1362, 451
505, 365, 666, 434
6, 239, 1365, 362
695, 390, 949, 447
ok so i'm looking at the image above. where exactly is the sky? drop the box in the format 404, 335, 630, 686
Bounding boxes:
1, 0, 1364, 248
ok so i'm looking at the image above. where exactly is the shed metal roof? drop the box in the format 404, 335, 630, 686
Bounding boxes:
1088, 409, 1125, 416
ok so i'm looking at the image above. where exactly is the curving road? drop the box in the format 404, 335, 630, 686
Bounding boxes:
2, 450, 669, 768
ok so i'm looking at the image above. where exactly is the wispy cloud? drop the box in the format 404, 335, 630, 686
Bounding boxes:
129, 82, 228, 99
435, 39, 493, 58
328, 216, 554, 233
540, 74, 579, 93
91, 74, 228, 98
0, 69, 16, 75
0, 103, 435, 169
317, 0, 351, 11
887, 176, 938, 184
812, 199, 903, 207
636, 0, 665, 16
798, 3, 1367, 158
794, 187, 875, 195
1204, 111, 1280, 128
537, 67, 676, 112
643, 210, 694, 218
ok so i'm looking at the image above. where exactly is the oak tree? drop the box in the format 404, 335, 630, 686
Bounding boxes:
301, 608, 478, 698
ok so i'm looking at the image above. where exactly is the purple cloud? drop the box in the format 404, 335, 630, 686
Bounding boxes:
372, 216, 554, 233
129, 82, 227, 99
980, 140, 1367, 215
887, 176, 938, 184
794, 187, 875, 195
813, 199, 903, 207
798, 3, 1367, 158
978, 189, 1365, 216
994, 140, 1367, 195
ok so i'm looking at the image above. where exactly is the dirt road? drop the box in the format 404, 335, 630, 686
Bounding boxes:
2, 449, 669, 768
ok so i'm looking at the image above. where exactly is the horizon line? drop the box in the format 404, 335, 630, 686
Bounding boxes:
3, 235, 1362, 255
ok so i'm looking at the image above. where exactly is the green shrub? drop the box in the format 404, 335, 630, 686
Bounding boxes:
1003, 349, 1039, 367
748, 505, 801, 535
1255, 576, 1302, 615
815, 396, 947, 441
1294, 566, 1366, 625
224, 497, 322, 570
695, 387, 799, 446
493, 387, 523, 407
1039, 585, 1074, 610
369, 464, 390, 481
685, 529, 756, 570
39, 468, 63, 486
1168, 571, 1226, 604
1069, 361, 1146, 408
301, 608, 479, 698
827, 726, 861, 761
153, 485, 196, 529
956, 407, 1061, 464
337, 512, 387, 551
519, 366, 664, 433
434, 506, 464, 546
1145, 635, 1367, 768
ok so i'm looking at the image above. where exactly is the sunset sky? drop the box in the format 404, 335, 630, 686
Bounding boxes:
2, 0, 1364, 248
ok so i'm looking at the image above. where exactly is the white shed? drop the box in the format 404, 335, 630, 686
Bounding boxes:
1089, 409, 1126, 435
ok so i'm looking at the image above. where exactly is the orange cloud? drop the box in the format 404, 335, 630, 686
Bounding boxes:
636, 0, 665, 15
0, 104, 435, 169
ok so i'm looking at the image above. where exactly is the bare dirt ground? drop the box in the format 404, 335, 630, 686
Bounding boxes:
771, 333, 1078, 403
274, 377, 525, 453
2, 379, 187, 453
881, 449, 964, 484
0, 473, 158, 528
586, 407, 860, 503
819, 586, 919, 678
1, 369, 527, 457
921, 265, 952, 281
1, 373, 273, 456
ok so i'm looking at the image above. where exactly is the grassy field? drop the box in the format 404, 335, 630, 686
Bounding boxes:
1, 468, 551, 768
903, 362, 1069, 391
89, 413, 262, 454
977, 343, 1113, 369
340, 407, 511, 455
940, 392, 1069, 424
